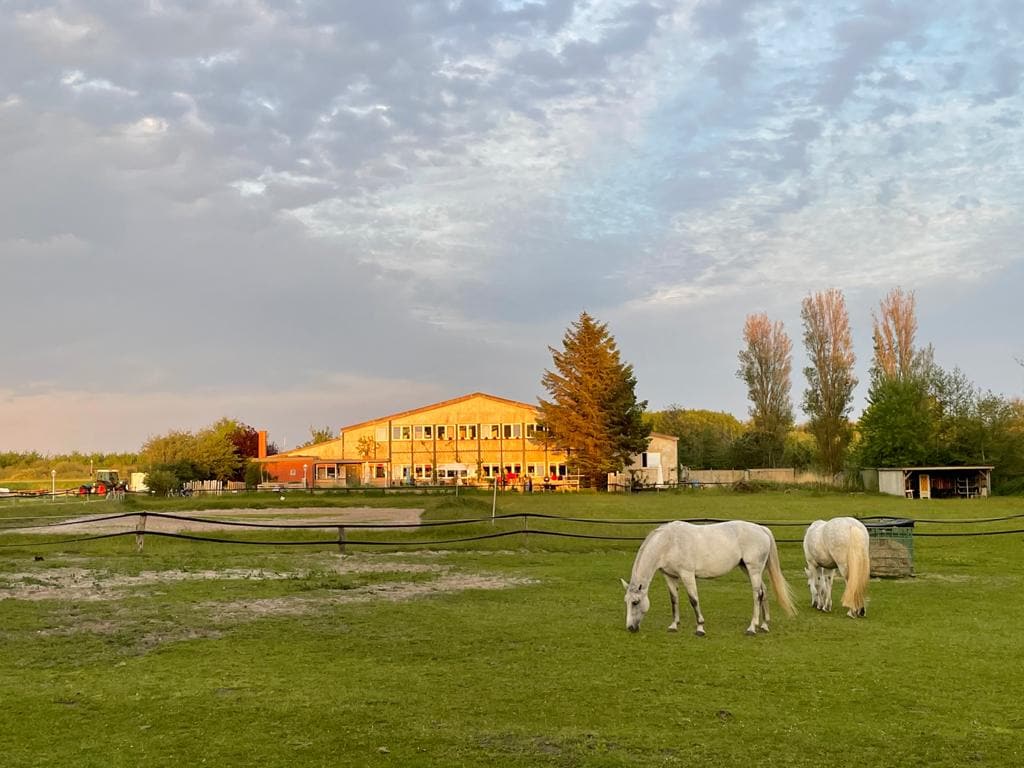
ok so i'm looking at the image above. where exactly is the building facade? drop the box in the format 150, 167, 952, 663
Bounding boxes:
257, 392, 676, 491
258, 393, 573, 489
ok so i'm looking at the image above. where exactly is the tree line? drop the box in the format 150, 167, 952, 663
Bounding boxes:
641, 289, 1024, 492
5, 292, 1022, 493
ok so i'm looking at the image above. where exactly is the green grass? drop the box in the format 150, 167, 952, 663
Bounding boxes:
2, 490, 1023, 766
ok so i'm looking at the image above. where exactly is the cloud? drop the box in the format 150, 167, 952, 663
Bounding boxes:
1, 0, 1023, 451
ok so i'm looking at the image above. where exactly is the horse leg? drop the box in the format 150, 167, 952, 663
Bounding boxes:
663, 573, 681, 632
805, 562, 819, 609
822, 569, 835, 612
746, 569, 767, 635
812, 566, 825, 610
680, 573, 705, 636
758, 573, 771, 632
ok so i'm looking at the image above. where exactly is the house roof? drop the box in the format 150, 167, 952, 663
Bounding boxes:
338, 391, 539, 432
253, 454, 363, 464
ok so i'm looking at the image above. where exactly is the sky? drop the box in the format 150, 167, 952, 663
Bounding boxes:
1, 0, 1023, 454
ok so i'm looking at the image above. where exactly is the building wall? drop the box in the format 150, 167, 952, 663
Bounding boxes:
345, 395, 569, 485
268, 394, 570, 486
607, 433, 680, 489
878, 470, 906, 497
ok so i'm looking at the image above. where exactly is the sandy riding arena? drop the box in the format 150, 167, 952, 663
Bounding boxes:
13, 506, 425, 535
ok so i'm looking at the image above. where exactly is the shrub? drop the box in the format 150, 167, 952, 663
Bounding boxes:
144, 469, 178, 497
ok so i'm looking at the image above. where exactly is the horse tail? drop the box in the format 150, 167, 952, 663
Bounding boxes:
841, 523, 870, 614
765, 530, 798, 617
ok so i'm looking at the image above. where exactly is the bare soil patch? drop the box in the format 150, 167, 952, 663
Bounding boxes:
0, 553, 532, 604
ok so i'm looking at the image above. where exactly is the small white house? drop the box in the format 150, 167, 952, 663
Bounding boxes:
608, 433, 680, 491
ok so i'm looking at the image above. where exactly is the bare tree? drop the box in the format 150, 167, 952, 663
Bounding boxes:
736, 313, 794, 466
801, 289, 858, 475
871, 288, 919, 382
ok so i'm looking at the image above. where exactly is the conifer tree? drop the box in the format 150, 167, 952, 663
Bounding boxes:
539, 312, 651, 489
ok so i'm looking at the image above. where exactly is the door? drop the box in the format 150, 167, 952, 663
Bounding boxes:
919, 473, 931, 499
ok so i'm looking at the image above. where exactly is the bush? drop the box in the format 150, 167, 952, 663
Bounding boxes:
144, 469, 178, 497
244, 461, 263, 489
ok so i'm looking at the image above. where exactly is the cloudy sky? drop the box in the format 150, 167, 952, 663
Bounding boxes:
1, 0, 1022, 454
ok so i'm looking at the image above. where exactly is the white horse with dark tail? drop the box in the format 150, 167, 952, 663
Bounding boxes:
802, 517, 870, 618
621, 520, 797, 636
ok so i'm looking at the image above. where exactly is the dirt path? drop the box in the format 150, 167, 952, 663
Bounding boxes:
6, 507, 424, 535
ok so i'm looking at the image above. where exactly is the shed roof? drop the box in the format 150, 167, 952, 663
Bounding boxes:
875, 466, 994, 471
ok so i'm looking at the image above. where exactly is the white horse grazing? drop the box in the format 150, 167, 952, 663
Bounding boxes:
802, 517, 870, 618
621, 520, 797, 636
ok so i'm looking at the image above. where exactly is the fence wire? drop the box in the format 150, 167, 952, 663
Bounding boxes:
1, 509, 1023, 549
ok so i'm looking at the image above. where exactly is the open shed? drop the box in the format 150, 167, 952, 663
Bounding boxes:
866, 466, 993, 499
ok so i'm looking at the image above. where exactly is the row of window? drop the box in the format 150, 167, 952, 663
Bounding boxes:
385, 464, 568, 480
376, 423, 544, 442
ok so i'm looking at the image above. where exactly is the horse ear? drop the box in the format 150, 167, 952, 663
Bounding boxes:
619, 578, 630, 591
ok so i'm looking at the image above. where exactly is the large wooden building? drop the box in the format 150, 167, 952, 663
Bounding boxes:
257, 392, 676, 490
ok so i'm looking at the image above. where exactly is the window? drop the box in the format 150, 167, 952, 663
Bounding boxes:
642, 452, 661, 468
316, 465, 338, 480
414, 464, 433, 480
374, 464, 386, 479
548, 464, 566, 478
458, 424, 478, 440
391, 425, 411, 441
482, 423, 500, 440
503, 423, 522, 439
436, 425, 450, 440
525, 423, 538, 439
527, 464, 541, 476
413, 425, 433, 440
437, 468, 468, 479
481, 464, 500, 477
375, 427, 388, 442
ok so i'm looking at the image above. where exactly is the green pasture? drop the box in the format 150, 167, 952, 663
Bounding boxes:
1, 489, 1023, 767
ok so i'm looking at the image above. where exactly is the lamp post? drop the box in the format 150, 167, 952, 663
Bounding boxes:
51, 469, 56, 502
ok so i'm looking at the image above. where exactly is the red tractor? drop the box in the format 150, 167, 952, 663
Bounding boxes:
78, 469, 122, 496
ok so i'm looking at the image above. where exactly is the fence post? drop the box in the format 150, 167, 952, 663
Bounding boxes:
135, 512, 147, 553
337, 526, 346, 556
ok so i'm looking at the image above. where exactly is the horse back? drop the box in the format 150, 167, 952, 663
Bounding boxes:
659, 520, 771, 578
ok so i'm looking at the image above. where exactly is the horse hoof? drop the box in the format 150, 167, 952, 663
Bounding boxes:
668, 626, 678, 633
695, 628, 706, 637
759, 625, 770, 633
745, 628, 756, 636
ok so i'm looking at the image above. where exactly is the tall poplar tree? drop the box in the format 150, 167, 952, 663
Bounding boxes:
736, 313, 794, 467
859, 288, 935, 467
801, 289, 858, 475
539, 312, 651, 489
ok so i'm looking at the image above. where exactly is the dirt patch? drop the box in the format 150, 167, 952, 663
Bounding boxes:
208, 572, 536, 621
5, 506, 424, 535
0, 554, 530, 603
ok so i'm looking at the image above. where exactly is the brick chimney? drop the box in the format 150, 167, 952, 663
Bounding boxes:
258, 430, 268, 459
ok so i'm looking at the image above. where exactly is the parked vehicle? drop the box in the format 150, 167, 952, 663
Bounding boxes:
78, 469, 125, 496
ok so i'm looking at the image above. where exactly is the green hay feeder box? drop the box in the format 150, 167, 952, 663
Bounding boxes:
862, 516, 915, 577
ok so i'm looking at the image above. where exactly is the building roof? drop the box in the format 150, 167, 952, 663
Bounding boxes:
338, 391, 539, 432
875, 466, 994, 471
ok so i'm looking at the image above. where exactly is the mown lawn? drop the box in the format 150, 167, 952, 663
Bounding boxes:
1, 489, 1023, 767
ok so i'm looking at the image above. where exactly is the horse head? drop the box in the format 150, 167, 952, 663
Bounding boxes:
620, 578, 650, 632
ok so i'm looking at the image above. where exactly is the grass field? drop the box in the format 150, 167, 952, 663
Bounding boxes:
2, 489, 1023, 767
